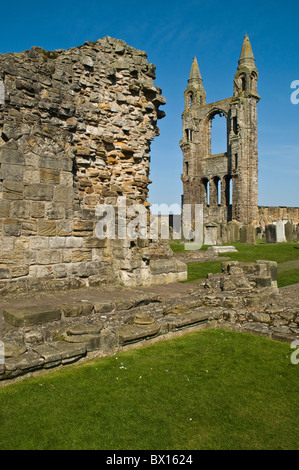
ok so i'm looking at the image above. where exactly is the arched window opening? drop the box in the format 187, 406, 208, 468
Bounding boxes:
224, 175, 232, 207
235, 153, 238, 170
185, 161, 189, 176
229, 177, 233, 205
185, 129, 193, 142
251, 72, 257, 93
187, 92, 193, 108
216, 178, 221, 205
210, 112, 227, 155
241, 75, 246, 91
206, 180, 210, 206
201, 178, 210, 207
211, 176, 221, 206
233, 116, 238, 135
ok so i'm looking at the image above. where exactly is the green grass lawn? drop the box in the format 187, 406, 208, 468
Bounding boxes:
179, 242, 299, 287
0, 329, 298, 450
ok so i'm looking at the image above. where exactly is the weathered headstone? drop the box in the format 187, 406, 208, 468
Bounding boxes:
204, 224, 218, 246
276, 220, 285, 242
233, 222, 240, 241
265, 224, 277, 244
256, 226, 263, 240
240, 225, 256, 244
284, 221, 294, 242
220, 224, 228, 243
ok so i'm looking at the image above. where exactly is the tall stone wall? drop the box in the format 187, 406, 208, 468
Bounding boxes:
258, 206, 299, 226
180, 36, 260, 229
0, 37, 186, 295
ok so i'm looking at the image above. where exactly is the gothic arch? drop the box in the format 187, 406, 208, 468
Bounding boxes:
201, 108, 229, 157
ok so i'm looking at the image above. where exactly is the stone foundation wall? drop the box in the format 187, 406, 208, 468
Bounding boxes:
1, 260, 298, 383
0, 37, 186, 295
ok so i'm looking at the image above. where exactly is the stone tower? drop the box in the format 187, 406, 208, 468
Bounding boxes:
180, 35, 260, 228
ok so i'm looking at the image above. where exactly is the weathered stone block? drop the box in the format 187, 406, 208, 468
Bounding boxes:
37, 220, 56, 236
114, 324, 161, 345
93, 301, 115, 313
54, 186, 74, 203
0, 268, 10, 279
32, 344, 62, 369
73, 220, 94, 236
31, 202, 45, 218
40, 168, 60, 184
0, 149, 25, 165
250, 312, 271, 323
2, 181, 24, 200
66, 237, 83, 248
0, 200, 11, 217
37, 249, 62, 265
3, 221, 21, 237
10, 266, 29, 278
1, 164, 24, 181
24, 184, 53, 201
10, 201, 31, 219
3, 305, 62, 327
61, 302, 94, 317
39, 156, 61, 170
72, 249, 92, 262
49, 237, 66, 249
50, 342, 86, 364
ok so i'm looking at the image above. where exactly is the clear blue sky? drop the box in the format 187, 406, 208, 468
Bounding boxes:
1, 0, 298, 209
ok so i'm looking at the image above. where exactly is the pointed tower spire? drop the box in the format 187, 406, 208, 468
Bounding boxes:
234, 34, 259, 98
188, 57, 202, 83
238, 35, 255, 67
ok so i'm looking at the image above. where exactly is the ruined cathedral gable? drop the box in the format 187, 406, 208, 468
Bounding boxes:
180, 35, 260, 229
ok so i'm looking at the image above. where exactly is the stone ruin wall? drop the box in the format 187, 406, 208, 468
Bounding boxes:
258, 206, 299, 226
0, 37, 187, 296
1, 259, 298, 382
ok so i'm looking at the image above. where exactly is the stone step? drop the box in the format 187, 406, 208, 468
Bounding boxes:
114, 324, 161, 345
3, 305, 62, 327
208, 246, 238, 254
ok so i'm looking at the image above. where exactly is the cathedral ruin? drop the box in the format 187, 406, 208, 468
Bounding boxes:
181, 35, 259, 228
180, 35, 299, 243
0, 37, 187, 295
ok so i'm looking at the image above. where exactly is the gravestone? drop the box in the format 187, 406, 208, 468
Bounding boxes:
204, 224, 218, 246
256, 226, 263, 240
240, 226, 256, 245
265, 224, 277, 244
284, 222, 294, 242
276, 220, 285, 242
220, 224, 228, 243
233, 222, 240, 241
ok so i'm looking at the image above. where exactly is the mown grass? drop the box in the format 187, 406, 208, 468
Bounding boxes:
0, 329, 298, 450
177, 242, 299, 286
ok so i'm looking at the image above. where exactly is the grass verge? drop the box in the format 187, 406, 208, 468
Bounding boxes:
177, 242, 299, 286
0, 329, 298, 450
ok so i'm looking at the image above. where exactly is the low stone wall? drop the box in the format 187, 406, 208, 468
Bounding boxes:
1, 260, 298, 384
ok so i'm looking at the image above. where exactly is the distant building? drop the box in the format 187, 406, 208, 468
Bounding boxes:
180, 35, 260, 228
